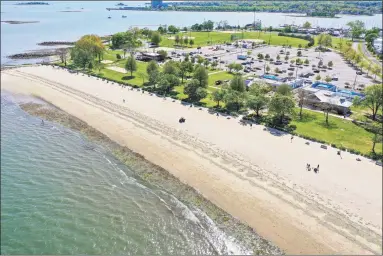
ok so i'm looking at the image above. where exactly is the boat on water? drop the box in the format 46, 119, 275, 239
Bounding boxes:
108, 16, 111, 19
122, 15, 127, 18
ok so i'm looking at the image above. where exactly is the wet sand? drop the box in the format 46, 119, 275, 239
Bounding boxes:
1, 66, 382, 255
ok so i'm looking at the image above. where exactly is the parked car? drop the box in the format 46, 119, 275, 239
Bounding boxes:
220, 60, 225, 64
356, 71, 363, 75
255, 67, 261, 70
313, 70, 320, 73
332, 77, 339, 81
287, 67, 295, 71
213, 56, 218, 59
215, 80, 222, 85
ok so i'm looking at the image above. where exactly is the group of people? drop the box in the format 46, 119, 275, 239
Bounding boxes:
306, 164, 320, 173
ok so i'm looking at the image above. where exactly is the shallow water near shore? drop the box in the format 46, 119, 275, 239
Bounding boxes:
0, 93, 252, 254
1, 92, 283, 255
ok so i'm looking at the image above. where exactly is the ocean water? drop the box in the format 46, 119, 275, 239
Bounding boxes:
1, 1, 382, 65
0, 93, 251, 255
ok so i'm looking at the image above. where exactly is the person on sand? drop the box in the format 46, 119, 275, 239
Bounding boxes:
41, 119, 44, 125
291, 135, 294, 143
216, 112, 219, 118
250, 123, 253, 129
123, 99, 125, 103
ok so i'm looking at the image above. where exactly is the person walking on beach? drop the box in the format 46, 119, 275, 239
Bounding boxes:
250, 123, 253, 129
123, 99, 125, 103
291, 135, 294, 143
41, 119, 44, 126
216, 112, 219, 118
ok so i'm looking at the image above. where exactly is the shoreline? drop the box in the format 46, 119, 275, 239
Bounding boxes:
1, 66, 382, 254
8, 97, 277, 255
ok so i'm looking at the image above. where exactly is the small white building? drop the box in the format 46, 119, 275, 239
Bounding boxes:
302, 88, 353, 114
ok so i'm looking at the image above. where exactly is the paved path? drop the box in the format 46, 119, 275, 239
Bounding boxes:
361, 43, 382, 66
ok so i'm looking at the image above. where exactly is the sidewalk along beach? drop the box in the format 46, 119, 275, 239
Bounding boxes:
1, 65, 382, 255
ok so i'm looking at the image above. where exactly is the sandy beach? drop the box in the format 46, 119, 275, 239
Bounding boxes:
1, 66, 382, 254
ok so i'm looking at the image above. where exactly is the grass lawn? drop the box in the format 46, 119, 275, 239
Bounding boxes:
242, 32, 308, 47
160, 31, 308, 48
208, 71, 234, 86
94, 60, 149, 86
291, 108, 382, 155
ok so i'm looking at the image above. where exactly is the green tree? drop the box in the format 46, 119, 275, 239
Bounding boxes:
276, 54, 281, 61
353, 84, 383, 121
304, 59, 309, 65
70, 47, 93, 70
230, 75, 246, 92
303, 21, 311, 29
268, 94, 295, 124
125, 54, 137, 77
257, 53, 264, 60
151, 32, 162, 46
372, 65, 382, 81
297, 50, 302, 57
197, 55, 204, 65
203, 58, 209, 68
212, 89, 227, 107
211, 60, 218, 70
325, 76, 332, 83
111, 32, 126, 49
328, 61, 333, 68
137, 71, 148, 85
193, 66, 209, 88
146, 61, 160, 86
347, 20, 365, 41
189, 39, 194, 47
224, 89, 246, 112
175, 35, 180, 45
157, 73, 180, 95
163, 60, 180, 76
297, 88, 308, 119
284, 55, 289, 61
168, 25, 179, 34
276, 84, 292, 96
233, 63, 243, 73
370, 124, 383, 153
184, 79, 208, 102
265, 65, 270, 73
179, 61, 193, 83
265, 54, 270, 59
183, 37, 189, 46
315, 74, 321, 81
157, 50, 167, 60
247, 85, 269, 117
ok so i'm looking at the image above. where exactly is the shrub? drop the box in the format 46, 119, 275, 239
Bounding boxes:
116, 53, 122, 60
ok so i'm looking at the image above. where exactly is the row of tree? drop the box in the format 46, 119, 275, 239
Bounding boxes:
337, 41, 382, 80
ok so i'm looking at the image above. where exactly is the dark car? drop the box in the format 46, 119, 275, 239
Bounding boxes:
213, 56, 218, 59
313, 70, 320, 73
356, 71, 363, 75
255, 67, 261, 70
287, 67, 295, 71
332, 77, 339, 81
244, 69, 250, 73
274, 61, 282, 65
215, 80, 222, 85
226, 49, 230, 52
220, 60, 225, 64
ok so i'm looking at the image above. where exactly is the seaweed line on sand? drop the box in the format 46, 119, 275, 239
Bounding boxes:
18, 100, 284, 255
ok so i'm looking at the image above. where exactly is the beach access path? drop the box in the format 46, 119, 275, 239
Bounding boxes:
1, 66, 382, 255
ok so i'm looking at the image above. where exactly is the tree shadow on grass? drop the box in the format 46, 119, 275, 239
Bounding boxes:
122, 75, 135, 81
317, 121, 338, 130
293, 112, 317, 123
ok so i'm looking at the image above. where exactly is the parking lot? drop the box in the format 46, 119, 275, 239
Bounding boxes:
161, 42, 377, 90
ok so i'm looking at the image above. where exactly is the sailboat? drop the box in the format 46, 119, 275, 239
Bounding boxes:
108, 16, 111, 19
122, 15, 127, 18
